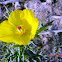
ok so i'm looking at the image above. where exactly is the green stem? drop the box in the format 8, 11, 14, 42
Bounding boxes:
16, 56, 18, 62
22, 48, 24, 62
18, 46, 25, 62
18, 47, 21, 62
22, 46, 26, 62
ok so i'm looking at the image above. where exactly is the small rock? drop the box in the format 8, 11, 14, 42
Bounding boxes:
15, 2, 21, 10
46, 0, 53, 3
42, 37, 48, 45
0, 6, 2, 19
49, 16, 62, 30
52, 0, 62, 15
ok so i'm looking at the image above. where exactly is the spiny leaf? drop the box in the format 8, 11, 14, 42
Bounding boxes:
37, 21, 53, 33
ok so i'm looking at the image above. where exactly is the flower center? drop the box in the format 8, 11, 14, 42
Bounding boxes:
17, 26, 21, 30
16, 25, 25, 35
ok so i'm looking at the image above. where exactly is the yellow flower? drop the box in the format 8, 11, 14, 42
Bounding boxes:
0, 9, 38, 45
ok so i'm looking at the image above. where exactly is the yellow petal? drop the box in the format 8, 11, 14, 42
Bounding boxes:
20, 9, 38, 39
0, 20, 16, 43
8, 10, 22, 27
14, 35, 31, 45
31, 18, 38, 39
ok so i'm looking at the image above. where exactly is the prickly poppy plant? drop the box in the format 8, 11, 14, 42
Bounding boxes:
0, 9, 38, 45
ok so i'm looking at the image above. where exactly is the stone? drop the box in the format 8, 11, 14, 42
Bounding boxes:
0, 6, 2, 19
52, 0, 62, 15
46, 0, 53, 3
6, 0, 21, 2
15, 2, 21, 10
42, 37, 48, 45
49, 16, 62, 30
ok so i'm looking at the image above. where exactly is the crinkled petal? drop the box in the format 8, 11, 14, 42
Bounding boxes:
8, 10, 22, 27
14, 35, 31, 45
20, 9, 38, 39
0, 20, 16, 43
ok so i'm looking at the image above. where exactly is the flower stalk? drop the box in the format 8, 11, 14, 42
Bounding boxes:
18, 47, 21, 62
